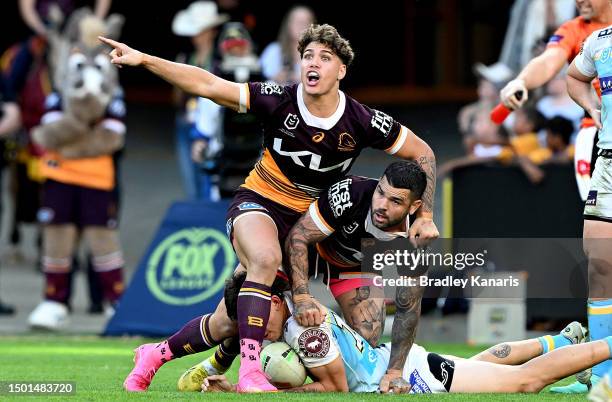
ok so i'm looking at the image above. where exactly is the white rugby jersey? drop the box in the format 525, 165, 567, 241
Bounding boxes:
282, 302, 447, 393
574, 25, 612, 149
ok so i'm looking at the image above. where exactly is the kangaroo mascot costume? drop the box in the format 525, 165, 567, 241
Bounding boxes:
28, 8, 126, 329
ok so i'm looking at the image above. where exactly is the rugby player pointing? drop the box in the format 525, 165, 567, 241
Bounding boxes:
100, 24, 438, 393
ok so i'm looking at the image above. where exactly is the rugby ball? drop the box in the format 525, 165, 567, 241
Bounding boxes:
261, 341, 307, 388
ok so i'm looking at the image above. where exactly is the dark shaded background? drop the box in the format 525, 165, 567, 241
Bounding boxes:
1, 0, 515, 102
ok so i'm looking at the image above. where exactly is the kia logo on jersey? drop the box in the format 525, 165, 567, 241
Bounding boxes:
272, 138, 353, 173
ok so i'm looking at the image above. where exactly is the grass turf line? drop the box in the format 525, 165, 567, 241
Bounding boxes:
2, 336, 587, 401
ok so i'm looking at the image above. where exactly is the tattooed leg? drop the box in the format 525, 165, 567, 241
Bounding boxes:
335, 286, 386, 347
470, 339, 543, 365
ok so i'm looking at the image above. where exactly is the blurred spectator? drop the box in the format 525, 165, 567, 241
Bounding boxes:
2, 36, 49, 263
192, 22, 263, 200
528, 116, 575, 164
498, 108, 544, 162
0, 74, 20, 315
441, 108, 547, 184
260, 5, 315, 84
499, 0, 575, 72
19, 0, 112, 37
469, 111, 509, 157
458, 62, 513, 154
0, 77, 20, 137
217, 0, 257, 31
507, 107, 545, 156
497, 108, 547, 183
536, 71, 584, 137
172, 1, 228, 199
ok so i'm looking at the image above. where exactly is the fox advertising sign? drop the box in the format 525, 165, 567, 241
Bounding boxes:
105, 201, 234, 336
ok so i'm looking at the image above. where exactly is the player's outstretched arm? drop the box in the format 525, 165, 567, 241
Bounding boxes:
285, 356, 349, 393
284, 212, 330, 327
394, 129, 439, 243
567, 61, 601, 129
202, 356, 348, 393
379, 281, 425, 394
98, 37, 242, 111
500, 47, 568, 110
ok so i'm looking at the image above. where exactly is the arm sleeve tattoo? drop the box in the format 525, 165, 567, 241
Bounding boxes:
285, 213, 329, 296
387, 276, 426, 371
417, 155, 436, 214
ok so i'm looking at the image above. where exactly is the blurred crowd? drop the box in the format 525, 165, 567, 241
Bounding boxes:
439, 1, 587, 185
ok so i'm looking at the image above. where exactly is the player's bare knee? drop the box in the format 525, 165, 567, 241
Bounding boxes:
43, 225, 77, 258
589, 257, 612, 279
210, 312, 237, 339
247, 249, 281, 279
517, 379, 546, 393
515, 369, 546, 393
352, 323, 378, 347
588, 256, 612, 297
84, 227, 121, 256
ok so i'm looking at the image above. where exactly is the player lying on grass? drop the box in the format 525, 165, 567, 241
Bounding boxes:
101, 22, 438, 392
123, 161, 428, 393
201, 271, 612, 393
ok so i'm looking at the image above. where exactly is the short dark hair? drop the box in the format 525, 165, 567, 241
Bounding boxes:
297, 24, 354, 66
546, 116, 574, 146
382, 161, 427, 200
224, 271, 291, 320
521, 107, 546, 132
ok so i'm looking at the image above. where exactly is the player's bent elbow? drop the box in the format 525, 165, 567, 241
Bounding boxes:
322, 380, 348, 393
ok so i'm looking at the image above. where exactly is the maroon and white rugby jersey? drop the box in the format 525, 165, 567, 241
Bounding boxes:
238, 82, 409, 212
308, 176, 408, 268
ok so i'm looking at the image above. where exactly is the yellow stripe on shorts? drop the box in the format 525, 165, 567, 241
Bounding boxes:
588, 305, 612, 315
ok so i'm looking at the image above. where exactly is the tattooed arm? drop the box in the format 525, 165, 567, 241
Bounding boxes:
285, 212, 331, 327
379, 279, 426, 393
395, 127, 436, 217
395, 128, 439, 243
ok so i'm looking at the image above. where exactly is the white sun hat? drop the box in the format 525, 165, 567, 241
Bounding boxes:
473, 62, 514, 85
172, 1, 230, 37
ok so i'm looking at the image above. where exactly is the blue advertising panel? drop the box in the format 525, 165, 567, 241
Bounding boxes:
104, 201, 234, 336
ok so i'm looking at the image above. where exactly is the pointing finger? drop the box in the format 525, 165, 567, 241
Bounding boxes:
98, 36, 120, 48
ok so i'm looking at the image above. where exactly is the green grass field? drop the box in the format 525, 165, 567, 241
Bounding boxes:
1, 336, 590, 401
